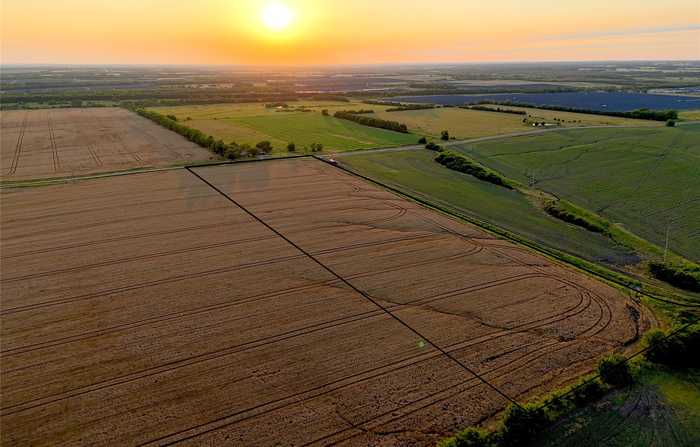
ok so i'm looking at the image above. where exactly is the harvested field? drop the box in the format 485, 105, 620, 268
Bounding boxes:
0, 108, 214, 181
0, 158, 650, 446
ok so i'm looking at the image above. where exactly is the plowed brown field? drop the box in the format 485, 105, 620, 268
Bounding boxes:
0, 158, 650, 446
0, 108, 213, 181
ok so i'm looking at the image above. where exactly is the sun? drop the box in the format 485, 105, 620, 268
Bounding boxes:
262, 3, 295, 32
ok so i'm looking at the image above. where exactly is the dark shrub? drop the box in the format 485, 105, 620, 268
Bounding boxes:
256, 141, 273, 154
435, 151, 512, 189
499, 403, 547, 447
287, 142, 296, 152
649, 262, 700, 292
426, 142, 443, 151
598, 354, 633, 387
334, 111, 408, 133
645, 324, 700, 368
570, 379, 605, 407
418, 136, 427, 144
453, 427, 495, 447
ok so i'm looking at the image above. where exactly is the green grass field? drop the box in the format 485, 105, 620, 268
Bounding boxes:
532, 366, 700, 447
149, 101, 655, 155
451, 125, 700, 261
373, 107, 529, 139
679, 110, 700, 121
149, 102, 416, 152
337, 149, 636, 265
476, 105, 660, 128
370, 105, 655, 140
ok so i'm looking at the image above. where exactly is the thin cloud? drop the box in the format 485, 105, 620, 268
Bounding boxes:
545, 24, 700, 41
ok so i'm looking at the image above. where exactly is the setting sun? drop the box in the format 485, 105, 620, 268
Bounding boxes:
262, 3, 295, 32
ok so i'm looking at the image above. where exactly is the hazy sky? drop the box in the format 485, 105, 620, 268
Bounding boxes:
2, 0, 699, 65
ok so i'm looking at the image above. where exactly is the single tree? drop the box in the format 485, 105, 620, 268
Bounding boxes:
418, 137, 427, 144
287, 142, 296, 152
441, 130, 450, 141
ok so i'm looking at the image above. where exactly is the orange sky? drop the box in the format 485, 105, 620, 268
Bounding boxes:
2, 0, 699, 65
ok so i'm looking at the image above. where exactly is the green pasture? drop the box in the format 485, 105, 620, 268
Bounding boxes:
149, 102, 416, 153
452, 125, 700, 261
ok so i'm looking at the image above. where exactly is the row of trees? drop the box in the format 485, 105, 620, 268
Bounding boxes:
543, 201, 608, 234
648, 261, 700, 292
385, 104, 436, 112
334, 110, 409, 133
474, 101, 678, 121
439, 350, 631, 447
463, 105, 527, 115
435, 151, 513, 189
439, 315, 698, 447
135, 109, 279, 160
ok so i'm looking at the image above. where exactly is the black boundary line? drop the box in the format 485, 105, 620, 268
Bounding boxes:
175, 164, 523, 444
312, 155, 700, 309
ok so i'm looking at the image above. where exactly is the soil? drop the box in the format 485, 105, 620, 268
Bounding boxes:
0, 158, 651, 446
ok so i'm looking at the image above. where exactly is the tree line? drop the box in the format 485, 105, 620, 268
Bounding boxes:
385, 104, 436, 112
135, 108, 272, 159
439, 320, 699, 447
473, 101, 678, 121
134, 108, 329, 158
648, 261, 700, 292
435, 151, 513, 189
462, 105, 527, 115
334, 110, 409, 133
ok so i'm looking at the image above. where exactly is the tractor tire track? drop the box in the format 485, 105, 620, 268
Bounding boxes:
2, 273, 594, 418
47, 112, 61, 173
6, 112, 28, 176
2, 241, 482, 355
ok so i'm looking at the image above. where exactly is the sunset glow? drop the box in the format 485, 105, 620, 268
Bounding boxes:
1, 0, 698, 65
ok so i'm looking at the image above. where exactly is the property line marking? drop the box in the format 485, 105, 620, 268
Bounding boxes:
174, 164, 523, 444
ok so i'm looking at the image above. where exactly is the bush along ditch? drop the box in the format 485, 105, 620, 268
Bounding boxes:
648, 261, 700, 293
438, 324, 697, 447
643, 323, 700, 368
333, 110, 409, 133
434, 151, 513, 189
543, 200, 610, 235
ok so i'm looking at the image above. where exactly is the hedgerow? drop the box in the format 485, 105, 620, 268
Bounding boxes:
334, 111, 409, 133
435, 151, 513, 189
543, 200, 609, 234
474, 101, 678, 121
644, 324, 700, 368
134, 108, 272, 159
648, 261, 700, 292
